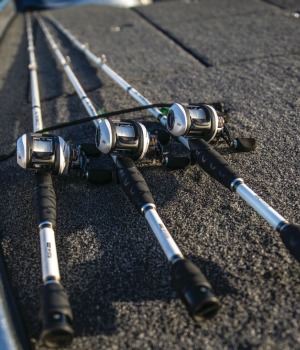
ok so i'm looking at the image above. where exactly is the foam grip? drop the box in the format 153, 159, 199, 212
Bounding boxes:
87, 168, 112, 184
80, 143, 102, 157
234, 138, 257, 152
171, 259, 220, 321
39, 283, 74, 348
115, 157, 155, 213
280, 224, 300, 262
164, 156, 190, 169
189, 139, 240, 191
33, 172, 56, 227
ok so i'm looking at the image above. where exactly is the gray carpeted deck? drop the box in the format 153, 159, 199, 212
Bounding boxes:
0, 0, 299, 349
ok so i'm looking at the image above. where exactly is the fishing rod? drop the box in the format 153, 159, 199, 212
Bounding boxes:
46, 15, 300, 263
0, 246, 31, 350
17, 13, 74, 348
37, 15, 220, 321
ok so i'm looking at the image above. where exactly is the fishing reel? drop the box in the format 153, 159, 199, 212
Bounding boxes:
17, 133, 70, 175
96, 119, 150, 161
166, 103, 224, 142
95, 119, 192, 169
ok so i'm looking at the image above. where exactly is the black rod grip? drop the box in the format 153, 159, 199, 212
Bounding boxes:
189, 139, 240, 191
115, 157, 155, 213
280, 224, 300, 262
171, 259, 219, 321
39, 282, 74, 348
33, 172, 56, 227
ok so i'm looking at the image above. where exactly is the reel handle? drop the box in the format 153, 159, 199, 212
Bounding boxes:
115, 157, 155, 213
189, 139, 240, 191
39, 282, 74, 348
280, 224, 300, 262
171, 259, 219, 321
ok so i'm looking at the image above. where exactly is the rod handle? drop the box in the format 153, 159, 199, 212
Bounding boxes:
33, 172, 56, 227
280, 224, 300, 262
39, 282, 74, 348
171, 259, 220, 321
115, 157, 155, 213
189, 139, 240, 191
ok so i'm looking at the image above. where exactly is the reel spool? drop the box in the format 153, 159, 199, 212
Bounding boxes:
96, 120, 150, 161
17, 133, 70, 175
166, 103, 224, 142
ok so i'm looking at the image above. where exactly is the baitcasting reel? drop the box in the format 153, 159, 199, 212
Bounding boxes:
166, 103, 224, 141
17, 133, 70, 175
95, 118, 191, 169
96, 119, 150, 161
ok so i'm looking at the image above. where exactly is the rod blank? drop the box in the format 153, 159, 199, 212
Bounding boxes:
26, 14, 74, 347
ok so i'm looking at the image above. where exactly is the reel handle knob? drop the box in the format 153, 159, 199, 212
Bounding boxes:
86, 168, 112, 184
155, 129, 170, 145
279, 224, 300, 262
171, 259, 219, 321
39, 282, 74, 348
234, 138, 257, 152
163, 156, 190, 169
80, 143, 102, 157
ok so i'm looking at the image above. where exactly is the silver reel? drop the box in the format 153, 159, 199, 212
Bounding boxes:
17, 133, 70, 175
96, 120, 150, 161
166, 103, 224, 142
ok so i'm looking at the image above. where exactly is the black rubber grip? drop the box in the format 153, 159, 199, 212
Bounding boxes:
115, 157, 155, 213
189, 139, 240, 190
87, 168, 113, 184
33, 172, 56, 227
39, 282, 74, 348
171, 259, 219, 321
279, 224, 300, 262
